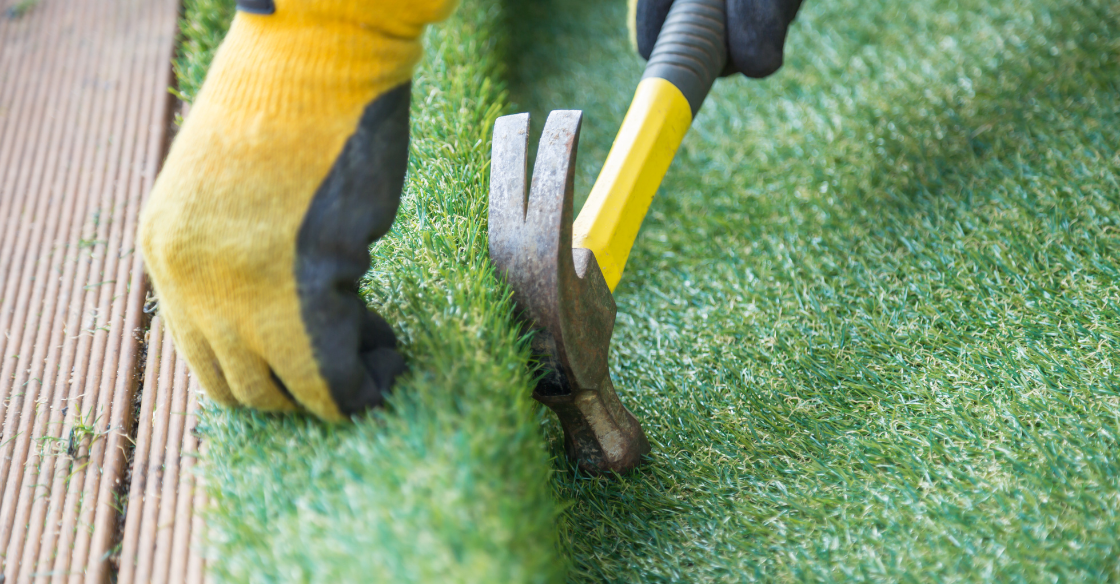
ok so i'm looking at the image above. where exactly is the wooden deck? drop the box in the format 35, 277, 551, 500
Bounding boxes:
0, 0, 206, 581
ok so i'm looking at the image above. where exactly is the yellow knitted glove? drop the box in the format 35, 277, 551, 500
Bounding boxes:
138, 0, 456, 421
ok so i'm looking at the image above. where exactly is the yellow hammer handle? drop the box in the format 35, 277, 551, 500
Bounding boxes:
572, 80, 692, 291
572, 0, 727, 292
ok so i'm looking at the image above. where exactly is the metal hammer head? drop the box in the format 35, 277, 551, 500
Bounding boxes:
489, 110, 650, 474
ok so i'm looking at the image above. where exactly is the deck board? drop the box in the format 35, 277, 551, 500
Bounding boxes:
0, 1, 205, 581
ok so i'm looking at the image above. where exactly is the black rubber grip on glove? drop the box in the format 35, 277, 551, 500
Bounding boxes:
295, 84, 411, 416
640, 0, 728, 118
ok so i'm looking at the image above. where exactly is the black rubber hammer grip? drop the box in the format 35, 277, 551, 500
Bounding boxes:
640, 0, 729, 117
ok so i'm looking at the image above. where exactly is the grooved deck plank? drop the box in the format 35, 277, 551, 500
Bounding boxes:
114, 324, 207, 584
0, 0, 196, 582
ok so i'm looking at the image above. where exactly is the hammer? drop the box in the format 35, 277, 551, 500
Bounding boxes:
489, 0, 727, 474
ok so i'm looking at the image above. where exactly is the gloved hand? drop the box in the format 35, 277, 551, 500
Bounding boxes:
632, 0, 804, 79
138, 0, 456, 421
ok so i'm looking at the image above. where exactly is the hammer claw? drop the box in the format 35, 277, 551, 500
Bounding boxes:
489, 113, 530, 253
525, 110, 581, 248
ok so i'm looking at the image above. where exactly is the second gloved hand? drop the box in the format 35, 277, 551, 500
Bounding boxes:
632, 0, 804, 79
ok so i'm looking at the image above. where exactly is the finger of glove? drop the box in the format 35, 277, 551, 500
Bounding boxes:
727, 0, 804, 78
270, 289, 404, 418
159, 311, 239, 408
282, 82, 411, 418
209, 335, 302, 411
358, 308, 406, 401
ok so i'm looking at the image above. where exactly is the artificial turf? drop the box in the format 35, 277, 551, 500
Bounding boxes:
510, 0, 1120, 580
177, 0, 1120, 581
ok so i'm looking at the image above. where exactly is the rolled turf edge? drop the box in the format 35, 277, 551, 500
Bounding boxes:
173, 1, 568, 582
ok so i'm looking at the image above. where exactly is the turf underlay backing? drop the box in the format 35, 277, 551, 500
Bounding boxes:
179, 0, 1120, 581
